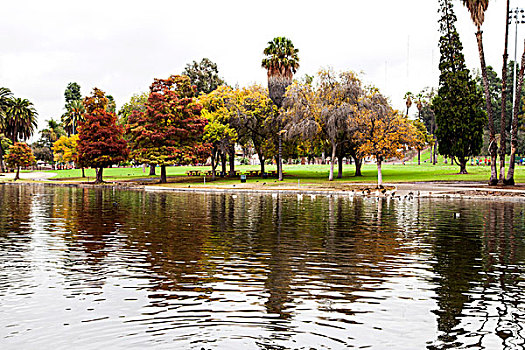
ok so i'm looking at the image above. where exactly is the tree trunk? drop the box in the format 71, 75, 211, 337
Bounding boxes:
459, 158, 468, 174
418, 149, 421, 165
95, 167, 103, 183
14, 166, 20, 181
260, 156, 265, 176
328, 143, 337, 181
278, 133, 283, 181
149, 164, 156, 176
506, 39, 525, 185
499, 0, 511, 184
229, 145, 235, 176
337, 154, 344, 179
377, 157, 383, 188
255, 146, 265, 176
211, 148, 217, 181
0, 146, 5, 172
268, 75, 292, 109
353, 156, 362, 176
220, 152, 227, 175
82, 167, 85, 178
433, 140, 438, 165
476, 29, 498, 185
160, 165, 167, 183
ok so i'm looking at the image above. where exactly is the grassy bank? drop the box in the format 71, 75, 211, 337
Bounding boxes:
37, 161, 525, 186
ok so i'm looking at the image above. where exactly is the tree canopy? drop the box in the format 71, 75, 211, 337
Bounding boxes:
77, 88, 129, 183
126, 75, 208, 183
433, 0, 486, 174
183, 58, 225, 95
4, 142, 36, 180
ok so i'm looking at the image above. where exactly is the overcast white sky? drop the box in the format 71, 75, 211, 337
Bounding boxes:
0, 0, 518, 134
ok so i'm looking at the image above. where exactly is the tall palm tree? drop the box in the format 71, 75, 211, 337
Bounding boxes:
5, 97, 38, 144
262, 36, 299, 181
498, 0, 511, 184
0, 87, 13, 172
62, 99, 85, 136
506, 41, 525, 185
460, 0, 497, 185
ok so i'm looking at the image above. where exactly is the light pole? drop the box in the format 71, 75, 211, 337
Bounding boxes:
509, 7, 525, 120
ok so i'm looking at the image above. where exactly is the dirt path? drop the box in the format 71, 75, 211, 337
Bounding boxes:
0, 172, 57, 181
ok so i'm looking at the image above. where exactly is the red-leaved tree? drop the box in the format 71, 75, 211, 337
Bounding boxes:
4, 142, 36, 181
126, 75, 209, 183
77, 88, 129, 183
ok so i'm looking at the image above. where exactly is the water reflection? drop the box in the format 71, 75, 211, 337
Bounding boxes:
0, 185, 525, 349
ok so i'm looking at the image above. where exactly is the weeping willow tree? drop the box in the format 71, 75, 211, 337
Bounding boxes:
284, 69, 364, 181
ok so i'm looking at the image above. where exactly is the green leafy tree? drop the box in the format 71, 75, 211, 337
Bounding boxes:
64, 82, 82, 105
106, 95, 116, 114
77, 88, 129, 183
126, 75, 208, 183
261, 36, 300, 181
62, 83, 84, 136
118, 92, 148, 126
4, 142, 36, 180
433, 0, 486, 174
183, 58, 225, 95
230, 85, 277, 176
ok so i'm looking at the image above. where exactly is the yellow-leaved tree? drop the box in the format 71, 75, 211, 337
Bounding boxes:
353, 89, 417, 187
53, 134, 83, 176
199, 86, 238, 179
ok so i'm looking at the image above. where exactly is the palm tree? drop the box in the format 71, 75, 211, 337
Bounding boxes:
62, 100, 85, 136
40, 119, 65, 146
404, 91, 414, 116
460, 0, 497, 185
497, 0, 511, 184
261, 36, 299, 181
0, 87, 13, 172
5, 97, 38, 144
506, 41, 525, 185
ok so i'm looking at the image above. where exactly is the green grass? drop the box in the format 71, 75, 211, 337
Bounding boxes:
39, 161, 525, 185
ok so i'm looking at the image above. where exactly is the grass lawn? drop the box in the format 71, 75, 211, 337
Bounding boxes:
40, 160, 525, 186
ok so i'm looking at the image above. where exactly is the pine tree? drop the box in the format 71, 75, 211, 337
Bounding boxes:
433, 0, 486, 174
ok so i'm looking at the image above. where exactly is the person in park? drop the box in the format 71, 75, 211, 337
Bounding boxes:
4, 142, 36, 181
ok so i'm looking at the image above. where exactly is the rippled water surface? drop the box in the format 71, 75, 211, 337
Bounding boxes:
1, 185, 525, 349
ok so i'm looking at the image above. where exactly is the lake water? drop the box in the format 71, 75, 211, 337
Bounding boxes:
1, 184, 525, 349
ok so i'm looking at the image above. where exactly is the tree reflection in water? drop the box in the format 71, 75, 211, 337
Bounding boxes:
1, 185, 525, 349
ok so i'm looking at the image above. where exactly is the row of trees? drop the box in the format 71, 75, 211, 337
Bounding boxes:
403, 0, 525, 182
47, 70, 421, 186
2, 40, 424, 187
0, 87, 38, 172
461, 0, 525, 185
